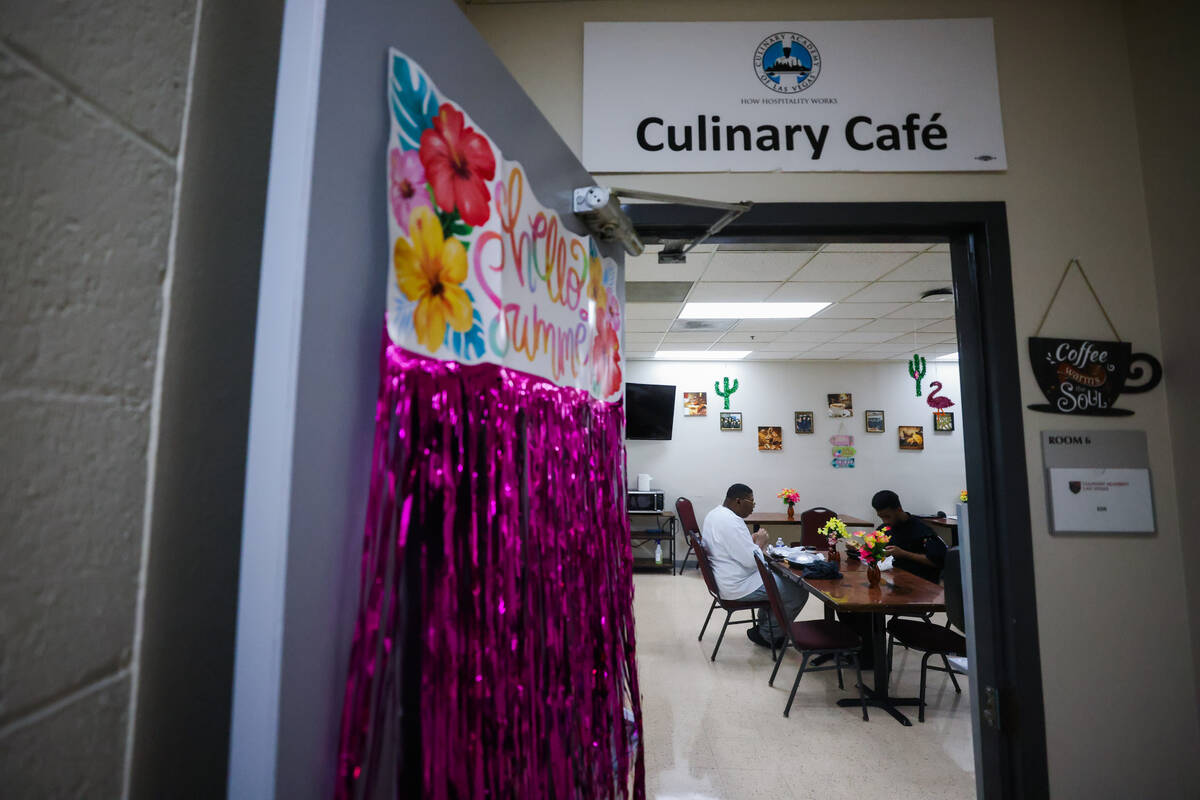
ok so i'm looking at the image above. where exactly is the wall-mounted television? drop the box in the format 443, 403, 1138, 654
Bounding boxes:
625, 383, 676, 440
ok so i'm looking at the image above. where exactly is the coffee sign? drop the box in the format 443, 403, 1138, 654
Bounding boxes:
1028, 337, 1161, 416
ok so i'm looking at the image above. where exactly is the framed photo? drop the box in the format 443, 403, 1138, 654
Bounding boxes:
865, 410, 885, 433
898, 425, 925, 451
757, 426, 783, 451
720, 411, 743, 431
827, 393, 853, 417
934, 411, 955, 432
682, 392, 707, 416
794, 411, 814, 434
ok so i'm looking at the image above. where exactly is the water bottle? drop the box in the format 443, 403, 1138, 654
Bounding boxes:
654, 541, 663, 565
775, 537, 785, 550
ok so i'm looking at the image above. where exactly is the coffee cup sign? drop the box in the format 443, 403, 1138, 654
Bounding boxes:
1027, 260, 1163, 417
1028, 337, 1161, 416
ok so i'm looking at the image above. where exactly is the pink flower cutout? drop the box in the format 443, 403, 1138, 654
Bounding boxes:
390, 148, 433, 233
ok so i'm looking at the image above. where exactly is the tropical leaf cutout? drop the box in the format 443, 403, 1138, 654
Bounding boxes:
443, 290, 486, 360
390, 54, 439, 150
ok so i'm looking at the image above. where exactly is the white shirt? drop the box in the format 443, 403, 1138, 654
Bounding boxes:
700, 505, 764, 599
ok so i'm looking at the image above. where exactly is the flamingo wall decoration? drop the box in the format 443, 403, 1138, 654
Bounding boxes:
926, 381, 956, 410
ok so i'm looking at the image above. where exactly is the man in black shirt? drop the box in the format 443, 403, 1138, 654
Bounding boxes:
872, 489, 948, 584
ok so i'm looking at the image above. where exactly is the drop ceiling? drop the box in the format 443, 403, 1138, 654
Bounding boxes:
623, 242, 957, 361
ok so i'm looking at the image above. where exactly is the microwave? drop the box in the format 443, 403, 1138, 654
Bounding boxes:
627, 490, 665, 512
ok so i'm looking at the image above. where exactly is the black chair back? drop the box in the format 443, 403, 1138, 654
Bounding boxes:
690, 531, 723, 601
943, 547, 965, 632
799, 507, 837, 549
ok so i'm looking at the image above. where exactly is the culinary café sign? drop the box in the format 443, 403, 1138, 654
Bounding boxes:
583, 19, 1006, 172
386, 49, 623, 402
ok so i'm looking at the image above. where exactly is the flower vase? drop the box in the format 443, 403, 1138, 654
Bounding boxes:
867, 563, 881, 587
827, 540, 840, 562
786, 504, 795, 521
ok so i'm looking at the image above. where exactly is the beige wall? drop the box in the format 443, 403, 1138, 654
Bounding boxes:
464, 0, 1200, 794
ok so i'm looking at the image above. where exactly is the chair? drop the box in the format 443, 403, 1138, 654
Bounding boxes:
675, 497, 700, 572
691, 530, 775, 662
790, 507, 837, 549
885, 547, 968, 722
753, 554, 869, 720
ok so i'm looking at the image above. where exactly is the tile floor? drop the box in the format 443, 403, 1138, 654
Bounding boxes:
634, 568, 976, 799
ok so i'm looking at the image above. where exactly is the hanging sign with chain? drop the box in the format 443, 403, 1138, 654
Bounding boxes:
1028, 259, 1162, 416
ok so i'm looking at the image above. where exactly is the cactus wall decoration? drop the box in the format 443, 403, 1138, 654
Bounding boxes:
714, 376, 739, 410
907, 353, 928, 396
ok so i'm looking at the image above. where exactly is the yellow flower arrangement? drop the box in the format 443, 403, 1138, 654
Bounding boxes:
960, 490, 968, 503
394, 206, 474, 351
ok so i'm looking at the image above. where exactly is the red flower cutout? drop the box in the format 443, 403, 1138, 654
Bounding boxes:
419, 105, 496, 227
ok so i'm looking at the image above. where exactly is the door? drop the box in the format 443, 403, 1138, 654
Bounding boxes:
227, 2, 615, 797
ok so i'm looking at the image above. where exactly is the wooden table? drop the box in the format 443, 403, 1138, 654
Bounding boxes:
629, 510, 676, 574
917, 515, 959, 547
745, 512, 875, 527
770, 556, 945, 726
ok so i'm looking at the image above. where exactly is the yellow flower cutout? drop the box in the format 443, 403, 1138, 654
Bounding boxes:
394, 206, 473, 352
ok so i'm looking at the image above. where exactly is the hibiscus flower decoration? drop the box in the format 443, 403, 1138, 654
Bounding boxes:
419, 105, 496, 227
389, 148, 432, 233
393, 206, 473, 352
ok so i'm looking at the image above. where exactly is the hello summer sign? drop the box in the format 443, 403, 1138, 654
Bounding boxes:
386, 49, 623, 402
583, 19, 1007, 172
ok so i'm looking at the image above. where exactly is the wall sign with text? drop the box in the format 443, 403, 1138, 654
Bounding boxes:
1041, 431, 1155, 535
583, 19, 1006, 172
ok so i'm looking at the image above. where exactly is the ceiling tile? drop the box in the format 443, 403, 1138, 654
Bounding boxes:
626, 302, 683, 319
926, 243, 951, 252
795, 317, 873, 332
836, 331, 902, 343
625, 318, 673, 333
888, 332, 958, 345
842, 281, 951, 303
654, 342, 712, 351
687, 281, 781, 301
813, 302, 907, 318
799, 342, 864, 354
857, 342, 921, 355
885, 303, 956, 319
700, 252, 812, 282
919, 319, 958, 333
768, 282, 867, 301
663, 332, 723, 344
718, 331, 781, 343
776, 331, 839, 344
926, 343, 959, 355
746, 351, 801, 360
839, 351, 909, 361
762, 340, 811, 351
822, 242, 933, 252
732, 319, 799, 332
670, 318, 736, 333
626, 333, 664, 347
855, 318, 925, 333
624, 251, 708, 283
881, 252, 952, 282
792, 252, 917, 282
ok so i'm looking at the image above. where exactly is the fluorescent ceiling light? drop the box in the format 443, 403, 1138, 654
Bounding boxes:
935, 352, 959, 361
654, 350, 750, 360
679, 302, 830, 319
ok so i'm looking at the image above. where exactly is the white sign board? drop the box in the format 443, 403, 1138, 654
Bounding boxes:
1048, 468, 1155, 534
1041, 431, 1156, 535
583, 19, 1006, 173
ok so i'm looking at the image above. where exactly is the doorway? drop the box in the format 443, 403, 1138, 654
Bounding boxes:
624, 201, 1048, 799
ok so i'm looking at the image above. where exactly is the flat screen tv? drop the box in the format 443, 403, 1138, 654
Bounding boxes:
625, 383, 676, 440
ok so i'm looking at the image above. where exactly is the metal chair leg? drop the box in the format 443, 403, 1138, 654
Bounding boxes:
942, 654, 962, 693
711, 610, 733, 661
835, 654, 844, 689
784, 653, 810, 717
854, 654, 869, 721
887, 633, 895, 673
919, 651, 934, 723
769, 642, 787, 686
698, 598, 717, 642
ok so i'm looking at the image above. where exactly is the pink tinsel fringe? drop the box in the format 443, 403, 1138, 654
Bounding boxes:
336, 331, 644, 799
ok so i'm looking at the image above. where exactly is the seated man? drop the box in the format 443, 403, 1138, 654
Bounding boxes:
701, 483, 808, 648
872, 489, 947, 584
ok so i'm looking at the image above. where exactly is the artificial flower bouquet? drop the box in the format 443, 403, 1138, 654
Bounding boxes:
856, 528, 892, 564
777, 488, 800, 508
819, 516, 849, 549
960, 489, 968, 503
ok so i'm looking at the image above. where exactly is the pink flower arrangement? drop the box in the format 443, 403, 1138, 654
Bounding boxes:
777, 488, 800, 507
857, 527, 892, 564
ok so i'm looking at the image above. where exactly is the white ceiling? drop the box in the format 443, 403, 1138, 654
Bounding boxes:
623, 242, 957, 361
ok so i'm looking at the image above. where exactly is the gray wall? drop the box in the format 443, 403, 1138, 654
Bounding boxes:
0, 3, 195, 796
227, 1, 620, 798
1125, 0, 1200, 717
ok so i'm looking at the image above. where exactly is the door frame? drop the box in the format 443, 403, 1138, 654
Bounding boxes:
625, 201, 1048, 800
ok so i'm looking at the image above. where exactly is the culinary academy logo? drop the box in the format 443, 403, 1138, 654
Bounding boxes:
754, 32, 821, 93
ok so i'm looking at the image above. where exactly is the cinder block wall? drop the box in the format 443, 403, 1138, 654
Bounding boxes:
0, 3, 198, 796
